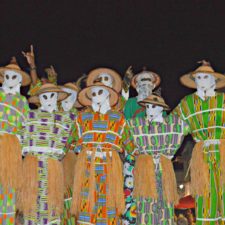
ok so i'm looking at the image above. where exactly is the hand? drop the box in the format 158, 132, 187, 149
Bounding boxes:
45, 65, 58, 84
22, 45, 35, 67
125, 66, 134, 81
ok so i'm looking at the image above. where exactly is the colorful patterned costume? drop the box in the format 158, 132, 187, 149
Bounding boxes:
128, 114, 189, 225
65, 109, 134, 225
21, 109, 76, 225
0, 88, 29, 225
173, 92, 225, 225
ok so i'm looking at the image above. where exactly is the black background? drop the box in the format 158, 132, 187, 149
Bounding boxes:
0, 0, 225, 109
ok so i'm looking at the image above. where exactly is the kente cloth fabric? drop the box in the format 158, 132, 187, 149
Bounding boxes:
0, 88, 29, 134
124, 97, 145, 120
172, 92, 225, 224
65, 109, 134, 225
0, 89, 29, 225
22, 110, 75, 225
127, 114, 189, 225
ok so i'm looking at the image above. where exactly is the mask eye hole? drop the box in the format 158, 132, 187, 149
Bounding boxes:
197, 76, 201, 79
152, 105, 156, 108
146, 105, 149, 108
6, 75, 9, 80
92, 92, 96, 97
98, 89, 103, 95
99, 77, 103, 82
204, 75, 209, 79
104, 76, 109, 81
50, 93, 55, 98
12, 75, 17, 80
43, 95, 48, 100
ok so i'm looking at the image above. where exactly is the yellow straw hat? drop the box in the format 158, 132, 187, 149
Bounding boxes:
29, 83, 69, 104
139, 94, 170, 111
180, 60, 225, 89
78, 83, 118, 107
86, 68, 122, 93
131, 69, 161, 89
0, 57, 31, 86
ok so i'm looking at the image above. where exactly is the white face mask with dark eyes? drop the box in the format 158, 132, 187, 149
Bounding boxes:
39, 92, 58, 113
195, 73, 216, 100
61, 88, 77, 112
97, 73, 113, 88
91, 86, 111, 114
146, 103, 164, 123
136, 73, 155, 102
2, 70, 22, 94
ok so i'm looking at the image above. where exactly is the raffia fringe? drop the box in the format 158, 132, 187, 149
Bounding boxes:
190, 142, 210, 197
48, 158, 64, 217
62, 151, 77, 191
133, 154, 157, 199
21, 155, 38, 216
161, 155, 179, 204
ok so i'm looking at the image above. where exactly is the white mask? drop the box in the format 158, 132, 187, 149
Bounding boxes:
2, 70, 22, 94
136, 72, 155, 102
195, 73, 216, 100
91, 86, 111, 114
61, 87, 77, 112
97, 73, 113, 87
146, 103, 164, 123
39, 92, 58, 113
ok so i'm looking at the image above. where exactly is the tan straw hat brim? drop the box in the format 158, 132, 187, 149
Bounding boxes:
29, 86, 69, 104
180, 71, 225, 89
86, 68, 122, 93
139, 97, 170, 111
131, 71, 161, 89
78, 84, 119, 107
0, 66, 31, 86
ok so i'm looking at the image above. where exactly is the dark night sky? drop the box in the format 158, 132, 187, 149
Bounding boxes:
0, 0, 225, 109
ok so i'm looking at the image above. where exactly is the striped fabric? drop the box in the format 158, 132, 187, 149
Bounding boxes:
126, 114, 189, 225
172, 92, 225, 225
65, 109, 134, 225
0, 89, 29, 225
22, 110, 75, 225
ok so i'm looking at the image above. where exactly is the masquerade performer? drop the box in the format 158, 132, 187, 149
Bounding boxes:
0, 57, 30, 225
173, 61, 225, 225
128, 94, 189, 225
65, 83, 134, 225
21, 84, 76, 225
86, 67, 133, 112
60, 82, 80, 225
123, 69, 161, 225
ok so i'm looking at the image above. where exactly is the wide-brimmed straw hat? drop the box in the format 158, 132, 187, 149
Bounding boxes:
139, 94, 170, 111
29, 83, 69, 104
86, 68, 122, 93
60, 82, 83, 108
0, 57, 31, 86
131, 69, 161, 89
78, 83, 119, 107
180, 60, 225, 89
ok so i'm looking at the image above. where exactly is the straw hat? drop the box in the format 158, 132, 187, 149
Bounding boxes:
139, 94, 170, 111
180, 60, 225, 89
60, 82, 83, 108
0, 57, 31, 86
131, 68, 161, 89
86, 68, 122, 93
29, 83, 69, 104
78, 83, 118, 107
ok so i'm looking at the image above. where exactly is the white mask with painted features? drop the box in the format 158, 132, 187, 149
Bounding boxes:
195, 73, 216, 100
136, 72, 155, 102
146, 103, 164, 123
61, 88, 77, 112
91, 86, 111, 114
97, 73, 113, 88
2, 70, 22, 94
39, 92, 58, 113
